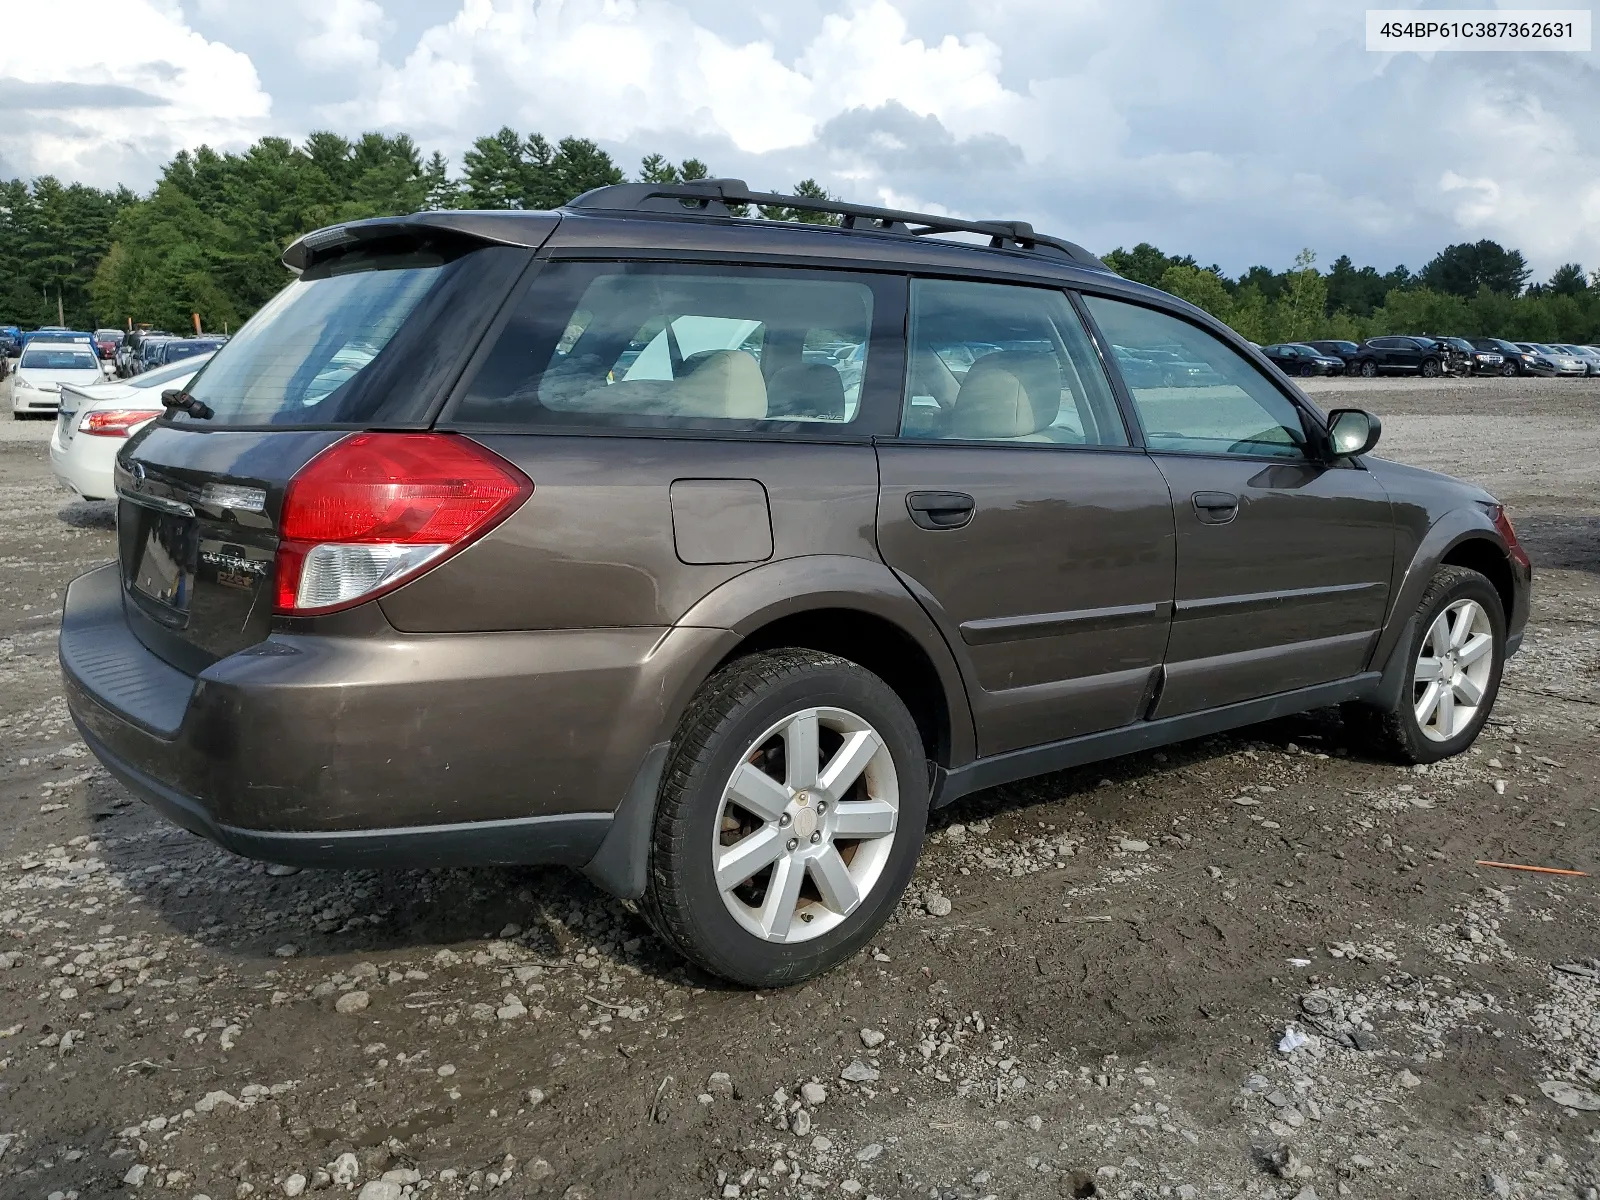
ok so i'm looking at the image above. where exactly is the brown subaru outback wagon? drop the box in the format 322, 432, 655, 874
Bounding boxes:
61, 180, 1531, 986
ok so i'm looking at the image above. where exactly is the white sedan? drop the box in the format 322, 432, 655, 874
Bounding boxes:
49, 355, 212, 502
11, 341, 106, 416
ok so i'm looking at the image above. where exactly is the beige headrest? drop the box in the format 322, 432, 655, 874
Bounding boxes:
673, 349, 768, 419
948, 351, 1061, 439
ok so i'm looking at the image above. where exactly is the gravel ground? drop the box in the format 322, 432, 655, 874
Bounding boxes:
1, 377, 1597, 1200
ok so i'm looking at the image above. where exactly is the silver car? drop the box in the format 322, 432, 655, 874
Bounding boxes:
1517, 343, 1588, 376
1553, 344, 1600, 376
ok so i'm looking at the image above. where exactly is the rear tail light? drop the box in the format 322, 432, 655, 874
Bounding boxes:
273, 432, 532, 615
80, 408, 160, 437
1489, 504, 1531, 571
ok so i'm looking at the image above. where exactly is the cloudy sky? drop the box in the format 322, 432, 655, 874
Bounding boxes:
3, 0, 1597, 278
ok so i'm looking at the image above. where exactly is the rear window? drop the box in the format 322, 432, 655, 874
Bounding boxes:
21, 347, 98, 370
453, 262, 878, 432
175, 252, 439, 424
169, 242, 530, 428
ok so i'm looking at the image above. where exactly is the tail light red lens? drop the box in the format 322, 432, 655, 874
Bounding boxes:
81, 408, 161, 437
1489, 504, 1531, 571
273, 432, 532, 615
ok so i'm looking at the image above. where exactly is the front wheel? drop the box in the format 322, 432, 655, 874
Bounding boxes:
643, 649, 928, 987
1359, 359, 1378, 378
1499, 362, 1516, 377
1344, 565, 1506, 764
1420, 357, 1441, 378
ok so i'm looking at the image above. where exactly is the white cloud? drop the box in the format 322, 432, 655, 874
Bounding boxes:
3, 0, 1598, 277
0, 0, 271, 188
298, 0, 387, 72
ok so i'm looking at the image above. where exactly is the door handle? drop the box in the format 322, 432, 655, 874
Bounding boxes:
906, 491, 975, 530
1191, 491, 1239, 524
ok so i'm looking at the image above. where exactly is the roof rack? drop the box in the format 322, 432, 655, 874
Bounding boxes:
564, 179, 1107, 270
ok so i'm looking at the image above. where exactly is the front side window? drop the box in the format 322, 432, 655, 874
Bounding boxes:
455, 263, 875, 430
899, 279, 1127, 446
1084, 294, 1310, 460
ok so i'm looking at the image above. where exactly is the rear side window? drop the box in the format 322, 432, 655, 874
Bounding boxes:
900, 279, 1128, 446
1085, 294, 1310, 460
454, 263, 876, 431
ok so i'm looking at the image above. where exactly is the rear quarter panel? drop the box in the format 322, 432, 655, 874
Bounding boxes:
378, 434, 882, 631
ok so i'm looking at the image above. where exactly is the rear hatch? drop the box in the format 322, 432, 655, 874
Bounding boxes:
116, 225, 547, 674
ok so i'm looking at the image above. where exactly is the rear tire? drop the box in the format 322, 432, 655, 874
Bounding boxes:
1499, 362, 1516, 377
1343, 565, 1506, 764
642, 649, 928, 988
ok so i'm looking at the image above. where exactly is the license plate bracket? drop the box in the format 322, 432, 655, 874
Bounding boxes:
128, 509, 198, 621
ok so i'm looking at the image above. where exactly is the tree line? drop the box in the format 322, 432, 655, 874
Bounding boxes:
2, 125, 1596, 344
1103, 239, 1600, 345
0, 128, 837, 334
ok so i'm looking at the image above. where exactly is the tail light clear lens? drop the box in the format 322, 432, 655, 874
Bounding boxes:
80, 408, 160, 437
274, 432, 532, 615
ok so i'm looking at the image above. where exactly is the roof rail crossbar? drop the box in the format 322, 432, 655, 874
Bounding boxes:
564, 179, 1106, 269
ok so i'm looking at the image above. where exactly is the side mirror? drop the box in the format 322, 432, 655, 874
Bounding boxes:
1326, 408, 1381, 458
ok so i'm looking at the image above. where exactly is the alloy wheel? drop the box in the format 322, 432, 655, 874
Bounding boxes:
712, 706, 899, 944
1413, 599, 1495, 742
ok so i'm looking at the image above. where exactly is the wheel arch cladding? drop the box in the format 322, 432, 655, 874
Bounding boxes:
714, 607, 952, 772
1440, 536, 1515, 625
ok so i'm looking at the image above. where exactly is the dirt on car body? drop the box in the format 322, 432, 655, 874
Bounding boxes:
1, 376, 1597, 1199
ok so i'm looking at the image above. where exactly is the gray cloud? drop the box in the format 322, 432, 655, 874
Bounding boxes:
0, 80, 170, 111
816, 102, 1023, 174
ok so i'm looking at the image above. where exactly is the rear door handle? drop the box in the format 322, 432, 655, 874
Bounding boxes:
906, 491, 975, 530
1191, 491, 1239, 524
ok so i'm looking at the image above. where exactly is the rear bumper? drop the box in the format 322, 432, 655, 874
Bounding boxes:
61, 563, 728, 882
73, 718, 613, 869
49, 425, 118, 501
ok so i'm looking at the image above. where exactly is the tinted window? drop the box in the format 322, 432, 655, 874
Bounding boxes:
178, 247, 478, 426
164, 341, 224, 362
899, 279, 1126, 446
457, 263, 875, 430
130, 356, 212, 388
1084, 295, 1309, 460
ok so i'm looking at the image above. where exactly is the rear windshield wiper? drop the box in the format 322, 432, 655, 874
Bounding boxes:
161, 389, 214, 420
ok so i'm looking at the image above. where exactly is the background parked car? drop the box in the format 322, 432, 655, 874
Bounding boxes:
1517, 343, 1587, 377
1429, 336, 1503, 375
1303, 339, 1361, 371
21, 329, 94, 354
1261, 343, 1345, 376
118, 329, 173, 377
1552, 344, 1600, 376
145, 336, 228, 369
10, 340, 104, 417
1351, 336, 1445, 378
129, 336, 174, 375
0, 325, 21, 358
1467, 337, 1538, 376
92, 328, 124, 369
50, 354, 213, 501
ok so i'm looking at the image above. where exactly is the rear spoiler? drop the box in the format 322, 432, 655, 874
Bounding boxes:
282, 211, 561, 274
